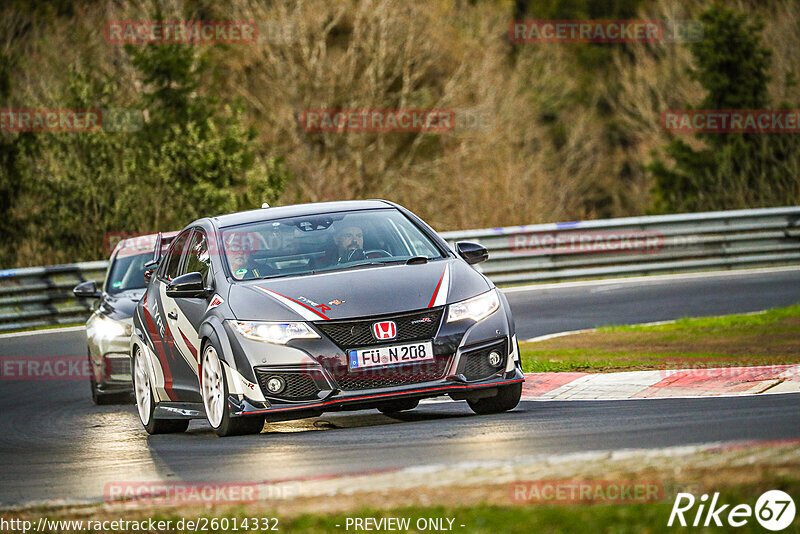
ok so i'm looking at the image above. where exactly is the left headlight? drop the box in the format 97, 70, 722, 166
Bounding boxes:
446, 289, 500, 323
230, 321, 320, 345
90, 315, 132, 340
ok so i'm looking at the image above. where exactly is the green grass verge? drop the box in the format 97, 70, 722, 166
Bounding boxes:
597, 304, 800, 333
520, 304, 800, 373
118, 477, 800, 533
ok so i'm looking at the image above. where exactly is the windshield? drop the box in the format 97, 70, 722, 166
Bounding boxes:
221, 208, 446, 281
105, 251, 153, 294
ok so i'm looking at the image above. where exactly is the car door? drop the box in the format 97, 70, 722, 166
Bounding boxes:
164, 228, 214, 398
143, 229, 197, 402
152, 228, 210, 402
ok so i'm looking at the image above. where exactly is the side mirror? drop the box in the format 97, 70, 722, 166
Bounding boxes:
166, 272, 209, 298
143, 260, 158, 284
73, 280, 102, 298
456, 241, 489, 265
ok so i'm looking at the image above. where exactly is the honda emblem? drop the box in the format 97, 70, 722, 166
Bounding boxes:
372, 321, 397, 340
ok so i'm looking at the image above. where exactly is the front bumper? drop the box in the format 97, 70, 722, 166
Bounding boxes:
233, 372, 525, 419
87, 331, 134, 391
225, 297, 523, 419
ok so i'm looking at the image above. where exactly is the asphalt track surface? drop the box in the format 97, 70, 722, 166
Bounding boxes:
1, 268, 799, 507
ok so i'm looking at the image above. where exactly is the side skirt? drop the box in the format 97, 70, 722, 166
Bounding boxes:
153, 402, 205, 420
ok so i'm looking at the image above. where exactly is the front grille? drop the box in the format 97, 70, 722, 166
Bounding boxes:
105, 355, 131, 379
254, 368, 323, 401
332, 356, 452, 391
459, 340, 507, 381
315, 307, 444, 350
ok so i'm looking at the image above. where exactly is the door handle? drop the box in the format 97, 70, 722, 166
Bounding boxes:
168, 311, 178, 320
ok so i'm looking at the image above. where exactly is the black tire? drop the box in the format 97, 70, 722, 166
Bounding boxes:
215, 413, 266, 437
201, 340, 265, 437
133, 347, 189, 434
467, 382, 522, 415
91, 382, 130, 405
90, 375, 109, 405
89, 351, 129, 405
377, 398, 420, 414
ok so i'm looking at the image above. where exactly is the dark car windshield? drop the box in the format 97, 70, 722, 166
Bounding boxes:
105, 251, 153, 294
221, 208, 446, 281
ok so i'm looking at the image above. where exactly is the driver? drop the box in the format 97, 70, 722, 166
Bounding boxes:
225, 232, 263, 280
228, 250, 261, 280
334, 225, 365, 263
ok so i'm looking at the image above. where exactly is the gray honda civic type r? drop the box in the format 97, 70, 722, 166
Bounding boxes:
130, 200, 524, 436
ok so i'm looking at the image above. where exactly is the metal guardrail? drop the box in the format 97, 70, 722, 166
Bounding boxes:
0, 261, 107, 332
1, 207, 799, 332
440, 206, 800, 285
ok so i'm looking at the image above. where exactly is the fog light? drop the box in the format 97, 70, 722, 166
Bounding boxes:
266, 376, 285, 394
487, 350, 503, 367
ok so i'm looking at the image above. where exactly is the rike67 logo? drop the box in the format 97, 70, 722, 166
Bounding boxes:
669, 490, 796, 531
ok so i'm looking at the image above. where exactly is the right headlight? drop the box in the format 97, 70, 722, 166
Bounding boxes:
229, 321, 319, 345
446, 290, 500, 323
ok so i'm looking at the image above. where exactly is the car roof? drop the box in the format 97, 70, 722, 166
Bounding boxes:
112, 230, 179, 255
209, 200, 396, 228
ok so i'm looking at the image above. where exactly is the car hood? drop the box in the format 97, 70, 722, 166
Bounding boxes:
227, 258, 491, 321
100, 288, 145, 320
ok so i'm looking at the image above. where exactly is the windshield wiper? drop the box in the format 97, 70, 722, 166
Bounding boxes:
257, 269, 318, 281
328, 259, 410, 272
258, 258, 430, 278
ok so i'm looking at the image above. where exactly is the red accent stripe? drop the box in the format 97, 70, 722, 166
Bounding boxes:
142, 306, 178, 401
427, 266, 447, 308
521, 372, 588, 398
259, 287, 330, 320
179, 329, 197, 360
241, 378, 525, 415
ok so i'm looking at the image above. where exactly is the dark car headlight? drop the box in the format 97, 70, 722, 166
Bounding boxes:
229, 320, 319, 345
446, 289, 500, 323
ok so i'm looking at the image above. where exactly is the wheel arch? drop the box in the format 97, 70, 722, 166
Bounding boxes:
198, 316, 232, 365
198, 316, 258, 384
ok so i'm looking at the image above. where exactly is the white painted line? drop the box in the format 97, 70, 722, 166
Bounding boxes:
500, 265, 800, 294
763, 381, 800, 394
540, 370, 665, 400
523, 313, 770, 343
524, 329, 594, 343
521, 364, 800, 401
0, 325, 85, 339
522, 391, 800, 402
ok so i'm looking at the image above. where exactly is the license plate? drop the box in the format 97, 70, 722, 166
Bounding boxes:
348, 341, 434, 370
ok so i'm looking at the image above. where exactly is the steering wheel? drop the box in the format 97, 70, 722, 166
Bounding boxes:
343, 248, 392, 262
343, 248, 366, 262
365, 249, 392, 259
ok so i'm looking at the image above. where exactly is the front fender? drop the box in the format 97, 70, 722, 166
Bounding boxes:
198, 316, 257, 384
498, 289, 516, 336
